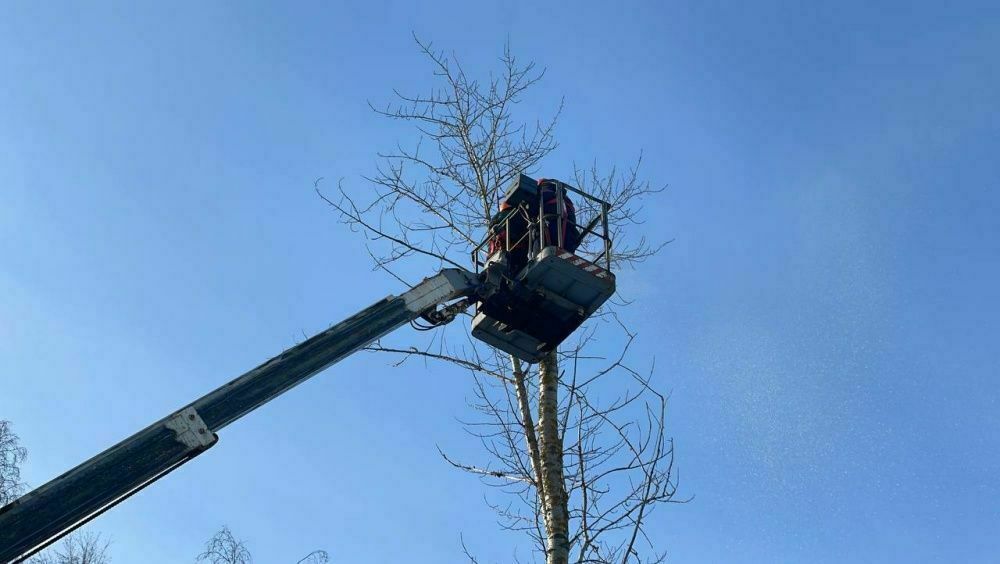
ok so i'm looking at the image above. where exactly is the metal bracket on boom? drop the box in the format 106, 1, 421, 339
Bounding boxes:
419, 296, 475, 327
165, 407, 217, 450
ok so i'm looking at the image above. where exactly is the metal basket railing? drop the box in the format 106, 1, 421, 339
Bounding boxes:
472, 180, 613, 274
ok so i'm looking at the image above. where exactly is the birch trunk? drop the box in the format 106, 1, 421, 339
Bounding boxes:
511, 357, 548, 531
537, 350, 569, 564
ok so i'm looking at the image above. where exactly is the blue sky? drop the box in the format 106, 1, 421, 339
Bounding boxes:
2, 1, 998, 562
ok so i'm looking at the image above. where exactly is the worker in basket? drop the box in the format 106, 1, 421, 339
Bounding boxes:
487, 178, 581, 277
538, 179, 581, 253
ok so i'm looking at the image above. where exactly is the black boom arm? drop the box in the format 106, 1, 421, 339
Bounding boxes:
0, 269, 480, 563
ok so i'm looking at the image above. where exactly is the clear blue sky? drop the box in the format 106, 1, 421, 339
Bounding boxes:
2, 1, 998, 562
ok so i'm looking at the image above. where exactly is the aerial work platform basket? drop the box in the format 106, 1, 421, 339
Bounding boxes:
470, 174, 616, 363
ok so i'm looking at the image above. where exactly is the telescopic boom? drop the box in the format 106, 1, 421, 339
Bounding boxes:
0, 269, 480, 563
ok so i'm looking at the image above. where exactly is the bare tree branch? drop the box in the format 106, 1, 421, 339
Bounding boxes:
0, 420, 28, 506
28, 532, 111, 564
197, 526, 252, 564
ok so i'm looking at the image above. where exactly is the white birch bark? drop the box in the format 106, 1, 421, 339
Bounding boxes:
511, 357, 548, 532
537, 351, 569, 564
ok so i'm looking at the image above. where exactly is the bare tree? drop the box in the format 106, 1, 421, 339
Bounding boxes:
319, 37, 682, 564
197, 527, 252, 564
196, 526, 329, 564
295, 550, 330, 564
0, 420, 28, 506
28, 532, 111, 564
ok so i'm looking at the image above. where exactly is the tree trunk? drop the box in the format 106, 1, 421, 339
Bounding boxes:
511, 357, 548, 531
537, 350, 569, 564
